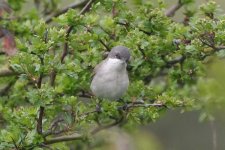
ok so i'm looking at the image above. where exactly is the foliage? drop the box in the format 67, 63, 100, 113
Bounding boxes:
0, 0, 224, 149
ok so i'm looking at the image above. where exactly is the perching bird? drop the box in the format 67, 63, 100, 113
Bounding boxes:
91, 46, 130, 100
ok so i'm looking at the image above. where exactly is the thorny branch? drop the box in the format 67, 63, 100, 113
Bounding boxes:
165, 0, 183, 17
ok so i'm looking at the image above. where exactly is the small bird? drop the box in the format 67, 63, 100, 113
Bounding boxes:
91, 46, 130, 100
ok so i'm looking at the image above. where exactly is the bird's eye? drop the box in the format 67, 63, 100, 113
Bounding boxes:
115, 54, 121, 59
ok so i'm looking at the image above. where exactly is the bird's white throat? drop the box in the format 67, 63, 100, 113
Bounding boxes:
101, 58, 126, 72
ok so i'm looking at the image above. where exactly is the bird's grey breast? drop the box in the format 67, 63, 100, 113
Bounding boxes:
91, 58, 129, 100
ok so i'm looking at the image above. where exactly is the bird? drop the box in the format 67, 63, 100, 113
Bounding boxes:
90, 46, 130, 100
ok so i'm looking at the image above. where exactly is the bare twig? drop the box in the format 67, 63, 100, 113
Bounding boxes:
44, 133, 83, 145
165, 0, 183, 17
78, 0, 94, 16
45, 0, 90, 23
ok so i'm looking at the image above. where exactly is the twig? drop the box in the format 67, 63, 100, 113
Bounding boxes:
91, 116, 124, 135
45, 0, 90, 23
49, 70, 56, 87
99, 39, 110, 51
210, 120, 217, 150
85, 26, 111, 51
41, 101, 164, 145
61, 0, 95, 63
112, 2, 116, 18
165, 0, 183, 17
78, 0, 94, 16
37, 106, 45, 134
11, 137, 19, 150
116, 21, 152, 36
36, 56, 44, 88
44, 133, 83, 145
61, 26, 73, 63
118, 102, 165, 111
166, 56, 186, 67
0, 78, 17, 96
36, 32, 47, 135
0, 68, 17, 77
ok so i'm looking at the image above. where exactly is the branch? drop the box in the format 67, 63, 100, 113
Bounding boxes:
0, 68, 17, 77
165, 0, 183, 17
91, 116, 124, 135
0, 78, 17, 96
45, 0, 90, 23
85, 26, 111, 51
49, 70, 56, 87
118, 102, 166, 111
37, 106, 45, 134
37, 34, 47, 135
210, 120, 217, 150
165, 56, 186, 67
61, 26, 73, 63
116, 21, 152, 36
44, 133, 83, 145
61, 0, 95, 63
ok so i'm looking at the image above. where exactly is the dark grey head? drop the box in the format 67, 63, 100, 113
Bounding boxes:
108, 46, 130, 62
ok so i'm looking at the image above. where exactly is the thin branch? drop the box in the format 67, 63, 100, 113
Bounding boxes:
61, 0, 95, 63
99, 39, 110, 51
91, 116, 124, 135
45, 0, 90, 23
44, 133, 83, 145
61, 26, 73, 63
210, 120, 217, 150
0, 68, 17, 77
85, 26, 111, 51
37, 106, 45, 134
78, 0, 94, 16
49, 70, 56, 87
165, 0, 183, 17
166, 56, 186, 67
112, 2, 116, 18
37, 32, 47, 135
0, 78, 17, 96
118, 102, 166, 111
37, 56, 44, 88
11, 137, 19, 150
116, 21, 152, 36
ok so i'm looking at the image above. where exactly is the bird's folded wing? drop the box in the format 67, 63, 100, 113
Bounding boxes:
91, 59, 107, 79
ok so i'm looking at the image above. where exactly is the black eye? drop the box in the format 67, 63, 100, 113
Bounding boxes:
115, 53, 121, 59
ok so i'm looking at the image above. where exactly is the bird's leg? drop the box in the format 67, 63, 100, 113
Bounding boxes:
95, 99, 102, 113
